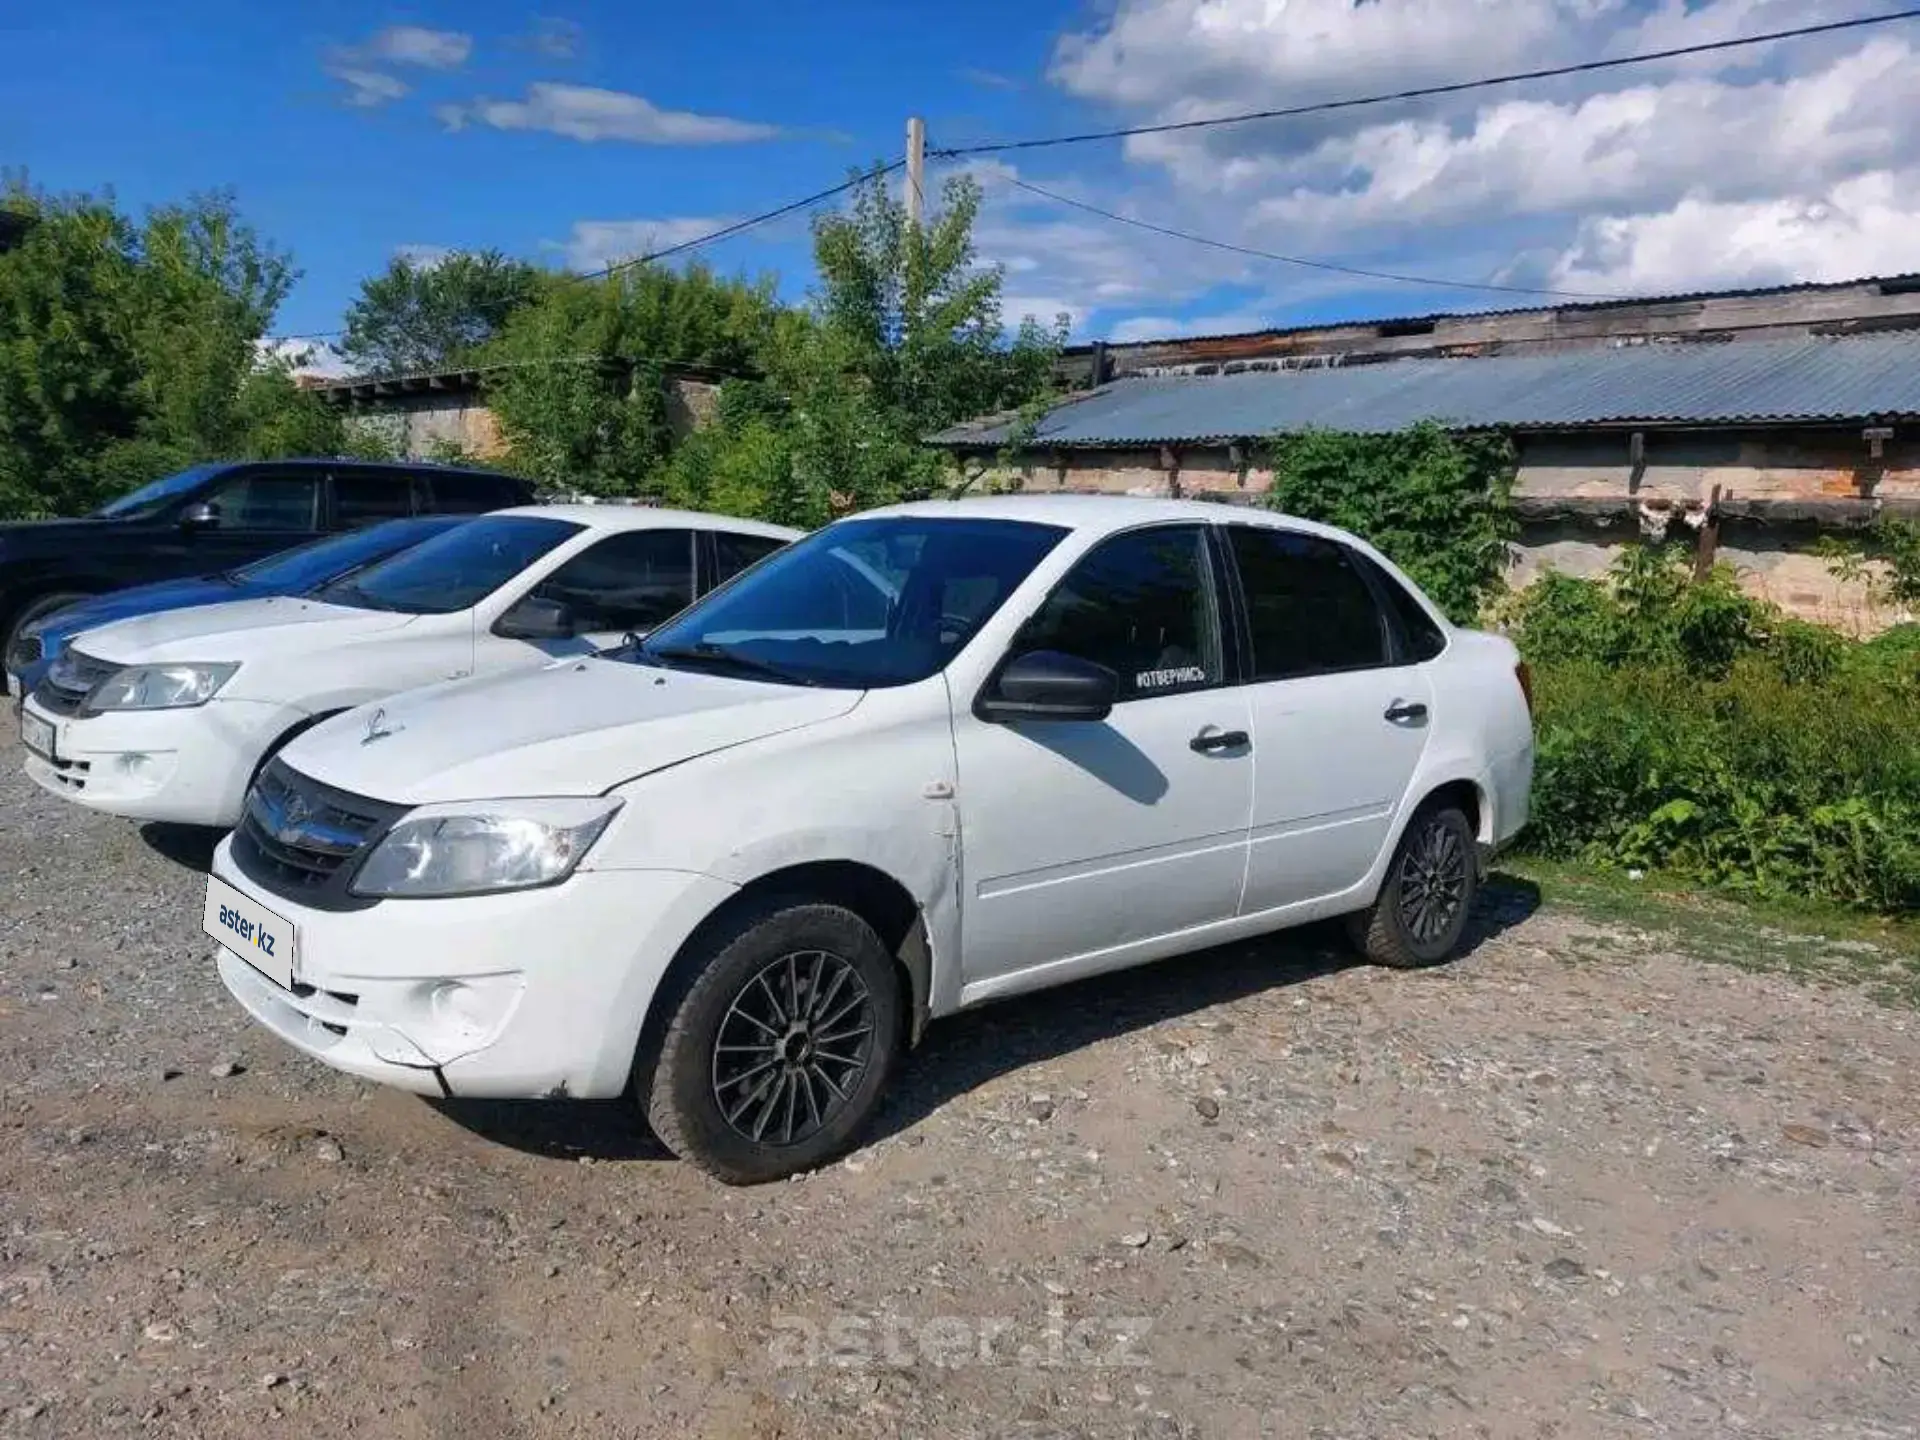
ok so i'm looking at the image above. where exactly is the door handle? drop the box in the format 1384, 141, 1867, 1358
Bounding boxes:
1384, 701, 1429, 723
1190, 728, 1250, 754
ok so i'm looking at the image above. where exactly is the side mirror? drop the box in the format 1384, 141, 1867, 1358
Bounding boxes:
495, 596, 576, 641
178, 501, 219, 531
975, 650, 1118, 724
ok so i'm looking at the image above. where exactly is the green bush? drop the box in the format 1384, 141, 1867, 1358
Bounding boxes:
1513, 547, 1920, 911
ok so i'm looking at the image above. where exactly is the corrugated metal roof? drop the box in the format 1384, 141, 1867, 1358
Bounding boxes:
932, 334, 1920, 448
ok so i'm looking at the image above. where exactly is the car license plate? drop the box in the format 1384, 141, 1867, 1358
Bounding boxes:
20, 708, 55, 761
204, 875, 296, 990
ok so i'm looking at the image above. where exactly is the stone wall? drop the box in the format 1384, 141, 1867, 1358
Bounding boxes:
962, 425, 1918, 633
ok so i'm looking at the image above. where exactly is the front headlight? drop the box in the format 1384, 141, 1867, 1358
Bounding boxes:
350, 796, 622, 898
88, 662, 239, 711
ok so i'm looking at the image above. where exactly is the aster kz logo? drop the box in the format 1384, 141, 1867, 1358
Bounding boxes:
362, 706, 402, 745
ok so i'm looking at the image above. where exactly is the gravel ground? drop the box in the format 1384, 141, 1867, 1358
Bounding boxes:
0, 728, 1915, 1439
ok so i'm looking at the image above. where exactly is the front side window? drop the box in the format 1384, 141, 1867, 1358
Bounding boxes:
1015, 525, 1224, 702
634, 517, 1068, 689
203, 471, 322, 531
1229, 526, 1388, 680
319, 515, 579, 616
529, 529, 694, 633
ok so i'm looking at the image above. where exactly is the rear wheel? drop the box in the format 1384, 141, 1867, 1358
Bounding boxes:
642, 899, 901, 1185
1348, 803, 1477, 968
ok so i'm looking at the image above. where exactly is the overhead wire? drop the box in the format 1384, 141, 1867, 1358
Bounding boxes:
929, 9, 1920, 158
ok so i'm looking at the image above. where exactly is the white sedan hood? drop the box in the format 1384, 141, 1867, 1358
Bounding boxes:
72, 596, 415, 663
278, 657, 863, 803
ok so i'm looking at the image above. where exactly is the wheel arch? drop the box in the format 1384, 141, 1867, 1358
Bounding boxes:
625, 858, 937, 1099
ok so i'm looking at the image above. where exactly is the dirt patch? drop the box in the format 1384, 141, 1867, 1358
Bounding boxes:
0, 738, 1914, 1437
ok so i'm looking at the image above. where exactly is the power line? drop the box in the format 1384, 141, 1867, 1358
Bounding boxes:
931, 9, 1920, 159
996, 174, 1619, 301
573, 159, 903, 281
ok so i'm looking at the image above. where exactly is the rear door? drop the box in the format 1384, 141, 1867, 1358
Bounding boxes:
478, 527, 697, 671
1229, 525, 1434, 916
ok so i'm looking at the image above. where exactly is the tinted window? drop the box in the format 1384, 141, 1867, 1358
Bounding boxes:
713, 531, 789, 584
321, 516, 579, 616
1360, 556, 1448, 661
1230, 526, 1387, 679
1018, 525, 1223, 702
530, 529, 694, 633
234, 517, 466, 592
421, 470, 526, 513
334, 470, 415, 527
204, 471, 321, 531
636, 517, 1066, 689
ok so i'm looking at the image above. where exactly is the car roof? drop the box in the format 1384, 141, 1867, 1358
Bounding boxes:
203, 457, 531, 481
855, 493, 1355, 544
491, 504, 803, 540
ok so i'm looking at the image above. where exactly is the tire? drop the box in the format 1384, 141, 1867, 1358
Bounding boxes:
642, 899, 902, 1185
1347, 803, 1478, 969
6, 592, 90, 673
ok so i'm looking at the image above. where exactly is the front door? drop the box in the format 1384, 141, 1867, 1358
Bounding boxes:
953, 524, 1254, 988
181, 467, 325, 574
477, 527, 698, 675
1227, 525, 1435, 916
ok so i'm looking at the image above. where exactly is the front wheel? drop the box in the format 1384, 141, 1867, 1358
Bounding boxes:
1347, 804, 1478, 968
642, 900, 902, 1184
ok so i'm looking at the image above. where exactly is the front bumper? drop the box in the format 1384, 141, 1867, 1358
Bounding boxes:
209, 838, 737, 1099
21, 696, 301, 827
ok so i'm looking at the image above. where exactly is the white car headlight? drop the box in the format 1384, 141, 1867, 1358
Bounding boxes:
88, 662, 239, 711
350, 796, 622, 898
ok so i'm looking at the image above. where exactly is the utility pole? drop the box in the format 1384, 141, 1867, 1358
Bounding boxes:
905, 115, 926, 230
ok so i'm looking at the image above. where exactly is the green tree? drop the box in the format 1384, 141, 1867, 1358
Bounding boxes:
340, 249, 550, 376
481, 261, 783, 495
0, 183, 333, 518
1261, 423, 1516, 622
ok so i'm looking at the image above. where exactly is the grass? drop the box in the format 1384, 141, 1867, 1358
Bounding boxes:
1493, 855, 1920, 1008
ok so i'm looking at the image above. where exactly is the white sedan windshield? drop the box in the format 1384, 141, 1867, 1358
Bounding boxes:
635, 516, 1067, 689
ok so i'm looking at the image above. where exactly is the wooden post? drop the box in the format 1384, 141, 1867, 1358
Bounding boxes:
1692, 484, 1723, 583
904, 117, 926, 230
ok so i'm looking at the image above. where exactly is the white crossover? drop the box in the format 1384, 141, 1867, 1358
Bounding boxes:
22, 506, 797, 826
204, 496, 1534, 1184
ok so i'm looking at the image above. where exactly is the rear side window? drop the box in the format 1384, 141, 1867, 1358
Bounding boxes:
332, 470, 414, 527
531, 529, 695, 633
1359, 555, 1448, 661
419, 470, 527, 513
1228, 526, 1387, 680
1019, 525, 1223, 701
713, 531, 788, 585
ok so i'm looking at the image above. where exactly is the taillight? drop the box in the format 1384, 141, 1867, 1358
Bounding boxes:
1515, 661, 1534, 717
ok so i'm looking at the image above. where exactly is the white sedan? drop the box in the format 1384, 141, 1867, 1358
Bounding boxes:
203, 496, 1533, 1183
21, 505, 797, 826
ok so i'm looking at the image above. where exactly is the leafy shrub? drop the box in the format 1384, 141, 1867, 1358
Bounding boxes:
1261, 423, 1514, 623
1514, 547, 1920, 911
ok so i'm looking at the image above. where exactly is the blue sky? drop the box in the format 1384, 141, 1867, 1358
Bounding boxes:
8, 1, 1919, 363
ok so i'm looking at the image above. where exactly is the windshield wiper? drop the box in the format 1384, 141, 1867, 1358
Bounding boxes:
322, 582, 391, 612
646, 642, 818, 687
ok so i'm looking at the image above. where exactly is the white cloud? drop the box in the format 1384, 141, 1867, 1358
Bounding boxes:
394, 244, 454, 270
327, 65, 410, 109
1014, 0, 1920, 320
444, 83, 778, 145
324, 24, 471, 108
958, 66, 1022, 92
362, 25, 472, 69
559, 218, 735, 271
1548, 170, 1920, 292
1104, 308, 1278, 343
255, 338, 351, 380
